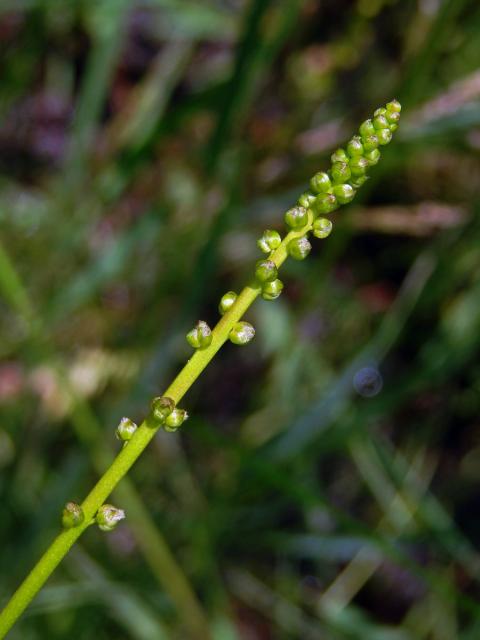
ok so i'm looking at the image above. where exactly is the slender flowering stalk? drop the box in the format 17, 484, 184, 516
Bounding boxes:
0, 101, 401, 638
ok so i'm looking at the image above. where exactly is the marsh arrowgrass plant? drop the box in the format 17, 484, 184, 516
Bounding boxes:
0, 100, 401, 637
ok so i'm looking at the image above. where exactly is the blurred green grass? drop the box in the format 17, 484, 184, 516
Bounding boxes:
1, 0, 480, 638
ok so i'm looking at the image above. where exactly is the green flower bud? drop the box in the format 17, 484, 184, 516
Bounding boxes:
312, 192, 338, 215
257, 229, 282, 253
347, 136, 364, 157
313, 217, 333, 239
284, 206, 308, 229
362, 134, 379, 152
287, 236, 311, 260
186, 320, 212, 350
377, 127, 392, 145
385, 110, 400, 126
151, 396, 175, 423
310, 171, 331, 194
255, 259, 278, 283
373, 114, 389, 130
331, 162, 351, 184
365, 148, 381, 166
349, 156, 369, 177
386, 99, 401, 113
261, 278, 284, 300
229, 321, 255, 345
62, 502, 85, 529
164, 408, 189, 432
389, 123, 398, 132
96, 504, 125, 532
331, 148, 348, 164
297, 191, 317, 208
374, 107, 387, 117
219, 291, 237, 315
359, 119, 376, 137
351, 175, 369, 188
332, 183, 355, 204
115, 417, 137, 442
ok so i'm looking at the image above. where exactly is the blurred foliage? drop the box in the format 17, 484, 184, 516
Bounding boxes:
1, 0, 480, 638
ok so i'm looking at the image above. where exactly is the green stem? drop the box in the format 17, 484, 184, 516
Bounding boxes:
0, 238, 212, 639
0, 219, 311, 638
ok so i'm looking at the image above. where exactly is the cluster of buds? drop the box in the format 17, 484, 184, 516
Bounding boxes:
61, 501, 126, 534
151, 395, 188, 432
256, 99, 401, 267
301, 99, 401, 217
254, 258, 284, 301
183, 103, 401, 358
218, 291, 255, 344
256, 226, 285, 298
186, 291, 256, 348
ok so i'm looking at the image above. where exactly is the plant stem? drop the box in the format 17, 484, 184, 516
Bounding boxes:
0, 218, 312, 638
0, 238, 212, 639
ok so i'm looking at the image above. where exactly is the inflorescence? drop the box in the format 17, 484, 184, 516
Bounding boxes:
184, 101, 400, 410
60, 101, 400, 533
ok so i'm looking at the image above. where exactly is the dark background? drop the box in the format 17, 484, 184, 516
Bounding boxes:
1, 1, 480, 638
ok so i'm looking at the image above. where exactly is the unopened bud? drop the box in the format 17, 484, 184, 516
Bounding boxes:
186, 320, 212, 350
255, 259, 278, 284
261, 279, 284, 301
115, 417, 137, 442
257, 229, 282, 253
287, 236, 311, 260
313, 218, 333, 239
229, 321, 255, 345
164, 408, 189, 432
151, 396, 175, 423
96, 504, 125, 532
62, 502, 85, 529
219, 291, 237, 315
